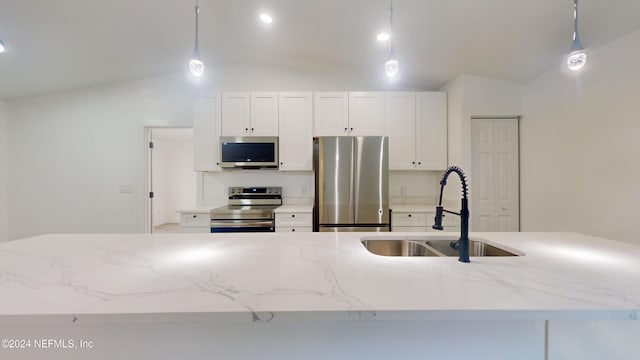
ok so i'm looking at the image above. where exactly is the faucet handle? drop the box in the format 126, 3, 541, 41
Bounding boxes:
432, 206, 444, 230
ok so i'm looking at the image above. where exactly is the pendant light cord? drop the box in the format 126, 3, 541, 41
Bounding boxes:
193, 0, 200, 58
573, 0, 578, 41
388, 0, 394, 56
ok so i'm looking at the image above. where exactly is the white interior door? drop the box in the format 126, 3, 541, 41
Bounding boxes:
471, 118, 519, 232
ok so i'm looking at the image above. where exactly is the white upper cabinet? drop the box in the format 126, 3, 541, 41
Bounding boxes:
385, 92, 416, 170
385, 92, 447, 171
313, 92, 349, 136
221, 92, 278, 136
193, 94, 222, 171
250, 92, 279, 136
221, 92, 250, 136
416, 92, 447, 170
348, 92, 385, 135
278, 92, 313, 171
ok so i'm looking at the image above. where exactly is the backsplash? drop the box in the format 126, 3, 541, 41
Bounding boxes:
198, 170, 441, 207
198, 171, 314, 207
389, 171, 440, 205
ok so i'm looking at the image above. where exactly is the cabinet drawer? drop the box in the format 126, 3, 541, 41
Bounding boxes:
180, 213, 210, 227
275, 213, 313, 227
275, 226, 313, 233
391, 212, 427, 227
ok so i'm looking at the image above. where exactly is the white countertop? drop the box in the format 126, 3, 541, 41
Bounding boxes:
390, 205, 438, 212
176, 208, 212, 214
1, 232, 639, 323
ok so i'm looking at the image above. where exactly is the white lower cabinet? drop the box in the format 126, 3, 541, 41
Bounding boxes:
391, 211, 427, 232
275, 212, 313, 233
391, 210, 460, 232
179, 212, 211, 233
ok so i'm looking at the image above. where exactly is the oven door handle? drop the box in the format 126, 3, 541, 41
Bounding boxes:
210, 220, 274, 228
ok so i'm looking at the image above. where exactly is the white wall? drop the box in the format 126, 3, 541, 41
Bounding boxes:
0, 100, 7, 242
7, 74, 196, 240
7, 64, 411, 240
440, 75, 523, 203
521, 29, 640, 245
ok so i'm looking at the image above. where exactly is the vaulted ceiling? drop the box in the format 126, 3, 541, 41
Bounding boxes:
0, 0, 639, 100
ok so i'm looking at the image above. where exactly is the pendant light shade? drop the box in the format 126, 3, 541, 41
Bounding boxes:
385, 58, 399, 77
567, 0, 586, 71
189, 3, 205, 77
384, 0, 399, 78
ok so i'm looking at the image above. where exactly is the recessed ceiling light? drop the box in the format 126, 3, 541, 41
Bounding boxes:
377, 32, 389, 42
259, 13, 273, 24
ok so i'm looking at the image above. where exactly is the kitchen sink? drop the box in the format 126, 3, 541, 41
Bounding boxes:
423, 239, 519, 257
361, 239, 441, 257
361, 237, 521, 257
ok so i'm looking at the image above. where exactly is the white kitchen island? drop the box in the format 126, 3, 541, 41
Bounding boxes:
0, 232, 639, 359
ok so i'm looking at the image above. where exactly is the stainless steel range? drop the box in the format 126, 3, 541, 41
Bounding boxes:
210, 186, 282, 233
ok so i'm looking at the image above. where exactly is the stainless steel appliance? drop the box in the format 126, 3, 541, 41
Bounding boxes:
313, 136, 389, 232
219, 136, 279, 169
210, 186, 282, 233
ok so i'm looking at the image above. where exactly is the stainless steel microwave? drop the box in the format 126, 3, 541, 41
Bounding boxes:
219, 136, 279, 169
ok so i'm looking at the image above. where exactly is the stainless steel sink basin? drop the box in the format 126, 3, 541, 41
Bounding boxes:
423, 239, 519, 257
361, 239, 441, 257
361, 237, 521, 257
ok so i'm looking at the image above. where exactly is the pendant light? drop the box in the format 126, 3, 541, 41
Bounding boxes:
384, 0, 399, 77
188, 1, 205, 77
0, 39, 5, 53
567, 0, 586, 71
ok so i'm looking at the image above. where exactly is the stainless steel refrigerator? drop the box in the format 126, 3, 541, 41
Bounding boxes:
313, 136, 389, 232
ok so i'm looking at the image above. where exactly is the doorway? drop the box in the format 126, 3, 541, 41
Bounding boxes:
470, 118, 520, 232
144, 127, 197, 233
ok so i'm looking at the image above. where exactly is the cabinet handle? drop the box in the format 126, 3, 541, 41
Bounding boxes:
280, 162, 284, 165
418, 162, 421, 165
350, 127, 353, 132
408, 214, 412, 217
192, 215, 197, 218
245, 127, 249, 132
216, 162, 220, 165
251, 128, 254, 132
291, 228, 296, 232
344, 127, 348, 132
291, 214, 295, 218
412, 161, 416, 165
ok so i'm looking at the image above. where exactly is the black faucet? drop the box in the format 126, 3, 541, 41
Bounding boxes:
432, 166, 470, 263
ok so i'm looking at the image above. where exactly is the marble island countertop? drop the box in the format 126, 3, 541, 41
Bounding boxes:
1, 232, 639, 324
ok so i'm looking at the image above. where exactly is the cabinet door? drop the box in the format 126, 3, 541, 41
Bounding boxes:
250, 92, 279, 136
193, 95, 222, 171
416, 92, 447, 170
221, 92, 251, 136
385, 92, 417, 170
279, 92, 313, 171
348, 92, 385, 135
313, 92, 349, 136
